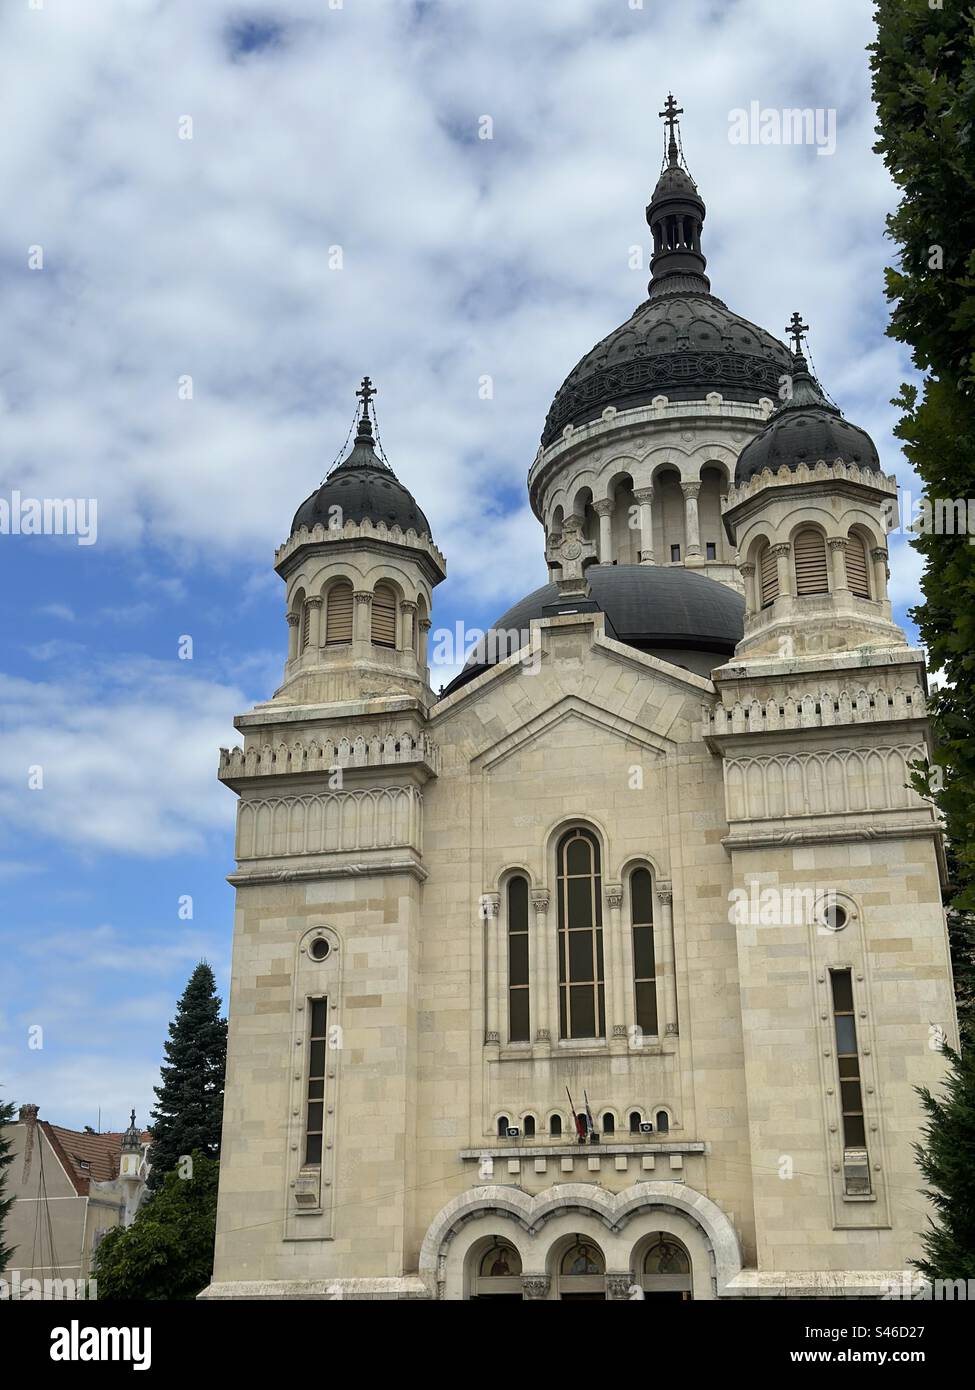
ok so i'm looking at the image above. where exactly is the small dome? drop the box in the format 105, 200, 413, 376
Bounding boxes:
734, 355, 881, 485
443, 564, 744, 695
291, 385, 431, 539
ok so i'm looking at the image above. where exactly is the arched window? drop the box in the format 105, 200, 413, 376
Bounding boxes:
758, 541, 778, 607
497, 1115, 509, 1137
507, 876, 530, 1043
301, 603, 311, 651
325, 582, 353, 645
793, 529, 829, 595
523, 1115, 535, 1138
556, 828, 605, 1039
643, 1238, 689, 1276
549, 1114, 562, 1137
629, 1110, 643, 1134
478, 1241, 522, 1278
371, 583, 397, 647
655, 1109, 670, 1135
631, 868, 657, 1038
845, 532, 871, 598
560, 1242, 604, 1276
602, 1112, 615, 1136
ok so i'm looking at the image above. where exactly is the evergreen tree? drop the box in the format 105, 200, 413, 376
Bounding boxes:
870, 2, 975, 1042
0, 1092, 17, 1274
913, 1047, 975, 1281
92, 1153, 218, 1300
148, 962, 227, 1190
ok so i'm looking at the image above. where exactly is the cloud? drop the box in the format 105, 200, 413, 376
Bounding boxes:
0, 658, 242, 856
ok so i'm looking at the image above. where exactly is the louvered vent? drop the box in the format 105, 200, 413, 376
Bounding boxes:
371, 585, 397, 647
794, 529, 829, 595
759, 545, 779, 607
845, 535, 870, 598
325, 583, 353, 645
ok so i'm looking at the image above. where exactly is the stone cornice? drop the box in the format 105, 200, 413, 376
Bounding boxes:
275, 517, 446, 582
723, 457, 898, 518
703, 682, 927, 741
227, 854, 427, 887
219, 731, 440, 786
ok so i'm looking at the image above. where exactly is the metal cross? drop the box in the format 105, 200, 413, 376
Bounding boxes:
659, 93, 683, 135
356, 376, 376, 412
786, 312, 809, 355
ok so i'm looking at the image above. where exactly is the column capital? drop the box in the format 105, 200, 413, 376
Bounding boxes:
606, 1274, 636, 1300
400, 599, 418, 613
530, 889, 550, 913
286, 611, 300, 627
871, 547, 889, 566
480, 892, 501, 918
633, 486, 655, 505
769, 542, 791, 558
656, 880, 673, 906
826, 536, 847, 551
593, 498, 615, 517
679, 479, 701, 500
520, 1276, 550, 1300
606, 883, 623, 910
740, 561, 756, 578
353, 590, 373, 605
306, 595, 323, 608
418, 617, 432, 632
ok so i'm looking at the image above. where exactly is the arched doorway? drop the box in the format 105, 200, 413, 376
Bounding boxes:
637, 1234, 693, 1300
556, 1236, 606, 1301
468, 1238, 524, 1300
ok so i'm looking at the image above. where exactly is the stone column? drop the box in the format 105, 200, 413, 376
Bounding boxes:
400, 599, 418, 654
770, 542, 792, 599
521, 1276, 550, 1301
680, 480, 702, 559
827, 537, 848, 593
306, 595, 323, 650
606, 884, 627, 1052
353, 590, 373, 648
531, 889, 553, 1052
740, 561, 756, 617
418, 616, 431, 670
656, 882, 678, 1038
871, 547, 890, 602
286, 610, 300, 663
594, 498, 614, 563
634, 487, 655, 564
483, 893, 501, 1049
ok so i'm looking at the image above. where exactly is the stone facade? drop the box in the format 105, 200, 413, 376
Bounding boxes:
203, 120, 957, 1301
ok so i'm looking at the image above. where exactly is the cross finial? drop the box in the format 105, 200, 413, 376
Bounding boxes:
786, 312, 809, 356
659, 93, 683, 165
129, 1109, 136, 1128
356, 375, 376, 414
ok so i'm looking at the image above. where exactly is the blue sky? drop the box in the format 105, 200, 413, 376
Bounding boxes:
0, 0, 925, 1131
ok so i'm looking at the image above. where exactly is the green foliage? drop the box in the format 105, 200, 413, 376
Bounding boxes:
913, 1047, 975, 1280
148, 962, 227, 1190
871, 1, 975, 1040
92, 1152, 219, 1300
0, 1092, 17, 1275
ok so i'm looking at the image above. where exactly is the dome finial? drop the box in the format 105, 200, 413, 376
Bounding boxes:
354, 375, 377, 442
659, 92, 683, 168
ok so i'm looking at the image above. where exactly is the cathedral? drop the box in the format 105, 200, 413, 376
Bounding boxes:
203, 101, 957, 1301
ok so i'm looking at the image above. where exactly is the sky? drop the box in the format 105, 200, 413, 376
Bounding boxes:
0, 0, 927, 1132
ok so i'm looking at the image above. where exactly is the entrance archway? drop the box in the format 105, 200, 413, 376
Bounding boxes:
468, 1237, 523, 1300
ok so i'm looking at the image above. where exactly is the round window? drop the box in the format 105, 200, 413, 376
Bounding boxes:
309, 937, 330, 961
821, 901, 848, 932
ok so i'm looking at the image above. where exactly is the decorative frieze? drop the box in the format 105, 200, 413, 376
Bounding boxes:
724, 745, 928, 822
236, 785, 423, 859
219, 732, 441, 782
725, 457, 898, 510
274, 516, 447, 577
703, 684, 926, 738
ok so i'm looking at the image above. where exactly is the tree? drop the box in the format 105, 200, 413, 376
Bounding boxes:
148, 962, 227, 1190
0, 1092, 17, 1274
870, 2, 975, 1042
913, 1047, 975, 1281
92, 1153, 218, 1300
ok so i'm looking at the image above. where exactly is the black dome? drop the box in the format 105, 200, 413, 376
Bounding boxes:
443, 564, 744, 694
291, 410, 431, 538
542, 293, 792, 446
734, 356, 881, 485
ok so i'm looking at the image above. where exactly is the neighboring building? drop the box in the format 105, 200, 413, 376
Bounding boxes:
203, 101, 957, 1300
3, 1105, 150, 1288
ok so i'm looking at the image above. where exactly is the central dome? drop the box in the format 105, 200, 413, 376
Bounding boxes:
541, 292, 792, 446
540, 107, 791, 447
